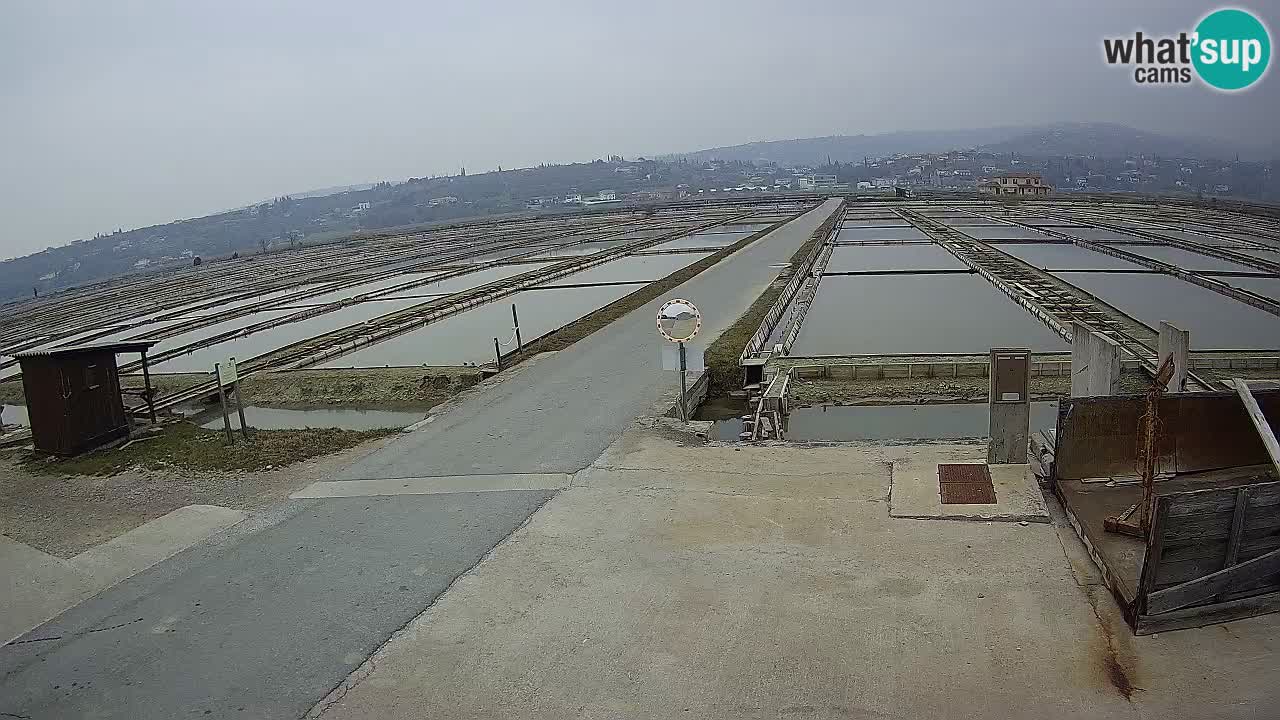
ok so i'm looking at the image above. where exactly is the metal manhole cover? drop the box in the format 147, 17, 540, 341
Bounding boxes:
938, 464, 997, 505
938, 464, 991, 485
939, 483, 998, 504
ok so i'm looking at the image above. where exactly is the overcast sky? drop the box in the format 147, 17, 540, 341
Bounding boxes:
2, 0, 1276, 259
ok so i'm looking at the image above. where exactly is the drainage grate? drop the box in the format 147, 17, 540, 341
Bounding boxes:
938, 463, 997, 504
937, 464, 991, 485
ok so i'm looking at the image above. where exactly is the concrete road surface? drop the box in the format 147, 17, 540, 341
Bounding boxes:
0, 198, 842, 719
0, 492, 555, 719
314, 425, 1280, 720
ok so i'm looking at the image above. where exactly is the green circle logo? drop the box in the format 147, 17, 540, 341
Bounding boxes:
1193, 8, 1271, 90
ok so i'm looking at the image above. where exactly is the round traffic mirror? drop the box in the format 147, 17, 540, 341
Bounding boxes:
656, 298, 701, 343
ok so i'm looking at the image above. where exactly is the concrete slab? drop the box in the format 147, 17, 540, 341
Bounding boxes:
292, 473, 571, 498
309, 425, 1280, 720
890, 451, 1050, 522
66, 504, 246, 586
2, 504, 246, 646
0, 491, 556, 720
1, 537, 96, 646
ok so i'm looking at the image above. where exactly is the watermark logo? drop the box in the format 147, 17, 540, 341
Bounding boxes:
1103, 7, 1270, 90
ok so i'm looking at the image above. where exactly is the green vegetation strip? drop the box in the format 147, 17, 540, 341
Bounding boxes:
703, 203, 844, 397
2, 368, 484, 408
501, 213, 802, 362
19, 423, 397, 476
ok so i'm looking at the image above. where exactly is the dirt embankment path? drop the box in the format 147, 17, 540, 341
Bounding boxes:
785, 370, 1172, 406
1, 367, 484, 409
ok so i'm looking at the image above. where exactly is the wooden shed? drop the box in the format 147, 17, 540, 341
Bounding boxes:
15, 341, 159, 456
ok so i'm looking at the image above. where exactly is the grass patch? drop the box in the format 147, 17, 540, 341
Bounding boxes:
502, 211, 803, 362
702, 202, 844, 396
0, 379, 23, 405
703, 283, 787, 396
20, 422, 397, 476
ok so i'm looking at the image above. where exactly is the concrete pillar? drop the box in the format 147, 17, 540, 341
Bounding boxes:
989, 347, 1031, 465
1071, 323, 1092, 398
1158, 321, 1189, 393
1071, 323, 1121, 397
1087, 332, 1121, 396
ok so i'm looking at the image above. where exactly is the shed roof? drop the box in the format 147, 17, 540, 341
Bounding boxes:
14, 340, 159, 360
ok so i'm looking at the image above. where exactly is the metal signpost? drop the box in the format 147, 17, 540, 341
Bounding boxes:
656, 298, 702, 421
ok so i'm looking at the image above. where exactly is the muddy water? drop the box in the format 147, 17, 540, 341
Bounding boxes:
647, 232, 750, 251
1111, 244, 1262, 274
194, 404, 428, 431
541, 252, 712, 286
1, 404, 29, 427
993, 243, 1141, 271
1056, 271, 1280, 349
1234, 247, 1280, 263
149, 265, 561, 372
825, 243, 967, 273
317, 282, 645, 367
377, 263, 556, 300
273, 271, 446, 309
1229, 276, 1280, 303
960, 226, 1053, 241
704, 401, 1060, 443
523, 245, 616, 260
792, 274, 1070, 355
695, 395, 749, 441
784, 401, 1060, 442
315, 253, 715, 368
837, 227, 927, 242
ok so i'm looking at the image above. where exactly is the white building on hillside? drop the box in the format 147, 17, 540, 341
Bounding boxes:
977, 172, 1052, 197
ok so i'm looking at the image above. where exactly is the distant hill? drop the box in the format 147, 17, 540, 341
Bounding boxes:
670, 123, 1255, 166
279, 182, 381, 201
665, 128, 1019, 166
0, 159, 739, 302
1, 122, 1266, 304
219, 183, 381, 213
980, 123, 1248, 161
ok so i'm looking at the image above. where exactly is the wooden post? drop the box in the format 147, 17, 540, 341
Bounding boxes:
1232, 378, 1280, 478
1218, 487, 1251, 602
214, 363, 234, 444
512, 304, 522, 353
233, 381, 250, 441
677, 341, 688, 421
140, 348, 157, 424
494, 337, 502, 371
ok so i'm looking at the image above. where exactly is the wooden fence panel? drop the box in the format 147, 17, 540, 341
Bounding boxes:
1141, 481, 1280, 624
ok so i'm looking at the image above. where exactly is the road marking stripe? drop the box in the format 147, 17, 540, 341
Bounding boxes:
290, 473, 571, 498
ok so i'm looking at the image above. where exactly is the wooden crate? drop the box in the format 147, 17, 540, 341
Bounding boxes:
1137, 482, 1280, 633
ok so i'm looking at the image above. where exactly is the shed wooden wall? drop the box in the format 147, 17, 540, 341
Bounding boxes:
1055, 391, 1280, 481
19, 350, 128, 456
